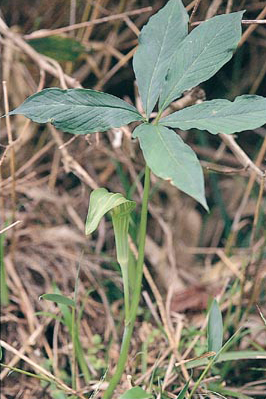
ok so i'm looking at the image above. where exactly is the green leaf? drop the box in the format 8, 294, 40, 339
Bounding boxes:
85, 188, 136, 235
48, 286, 90, 383
0, 363, 51, 383
160, 95, 266, 134
0, 346, 2, 361
39, 293, 75, 308
9, 88, 143, 134
176, 380, 190, 399
209, 384, 254, 399
159, 11, 244, 111
34, 311, 63, 323
119, 386, 153, 399
28, 36, 85, 61
133, 124, 208, 210
185, 350, 266, 368
208, 299, 223, 353
133, 0, 188, 118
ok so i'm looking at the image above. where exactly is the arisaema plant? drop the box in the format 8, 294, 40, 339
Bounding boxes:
5, 0, 266, 397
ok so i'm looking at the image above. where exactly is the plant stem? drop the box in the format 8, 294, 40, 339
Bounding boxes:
112, 211, 132, 324
188, 357, 214, 399
103, 164, 151, 399
0, 363, 51, 382
121, 261, 130, 324
154, 111, 162, 124
0, 232, 9, 306
188, 327, 242, 398
71, 306, 76, 390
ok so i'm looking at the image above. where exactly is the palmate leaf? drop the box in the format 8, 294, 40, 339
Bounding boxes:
160, 95, 266, 134
133, 124, 208, 210
133, 0, 188, 118
159, 11, 244, 111
9, 88, 144, 134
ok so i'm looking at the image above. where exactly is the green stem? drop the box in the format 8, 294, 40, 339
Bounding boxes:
154, 111, 163, 124
188, 327, 242, 399
71, 306, 76, 390
103, 164, 151, 399
0, 363, 51, 382
121, 261, 130, 324
188, 357, 214, 399
0, 231, 9, 306
112, 211, 132, 324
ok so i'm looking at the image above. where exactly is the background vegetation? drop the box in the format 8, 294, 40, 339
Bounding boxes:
1, 1, 266, 398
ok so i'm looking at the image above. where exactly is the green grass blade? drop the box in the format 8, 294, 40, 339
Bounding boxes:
176, 380, 190, 399
40, 293, 75, 308
0, 363, 51, 382
185, 350, 266, 369
119, 386, 153, 399
49, 286, 91, 383
0, 232, 9, 306
208, 299, 223, 353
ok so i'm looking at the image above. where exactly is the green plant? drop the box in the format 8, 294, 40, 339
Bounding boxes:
39, 290, 91, 388
0, 230, 9, 306
5, 0, 266, 397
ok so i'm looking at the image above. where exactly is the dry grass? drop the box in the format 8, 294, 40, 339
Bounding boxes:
1, 1, 266, 398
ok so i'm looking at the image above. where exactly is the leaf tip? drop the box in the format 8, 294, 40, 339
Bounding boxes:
202, 199, 209, 213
